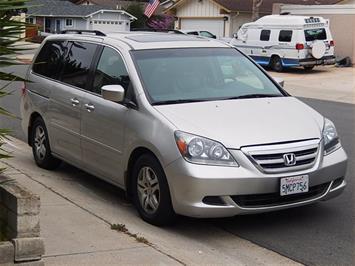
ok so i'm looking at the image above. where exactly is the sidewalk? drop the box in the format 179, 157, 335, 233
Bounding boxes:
1, 137, 301, 266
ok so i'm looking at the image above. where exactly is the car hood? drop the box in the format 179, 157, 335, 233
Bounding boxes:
154, 97, 324, 149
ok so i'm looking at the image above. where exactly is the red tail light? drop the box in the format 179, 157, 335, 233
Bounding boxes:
296, 43, 304, 50
330, 40, 335, 47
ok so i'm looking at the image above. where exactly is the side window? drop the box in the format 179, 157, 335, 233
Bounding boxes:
279, 30, 293, 42
187, 31, 199, 36
92, 47, 130, 94
61, 41, 97, 89
260, 30, 271, 41
200, 31, 214, 38
32, 40, 67, 79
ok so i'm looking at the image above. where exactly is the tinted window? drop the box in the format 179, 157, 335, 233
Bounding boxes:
187, 31, 199, 36
279, 30, 293, 42
304, 28, 327, 41
260, 30, 271, 41
61, 41, 97, 89
92, 47, 130, 94
33, 41, 67, 79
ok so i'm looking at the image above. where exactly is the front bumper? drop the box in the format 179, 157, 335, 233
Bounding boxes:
299, 56, 336, 66
164, 147, 347, 218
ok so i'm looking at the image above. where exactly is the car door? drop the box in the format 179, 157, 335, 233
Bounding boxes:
49, 40, 98, 165
80, 46, 130, 184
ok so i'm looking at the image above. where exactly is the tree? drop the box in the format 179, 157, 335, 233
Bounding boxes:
125, 2, 147, 29
252, 0, 263, 21
0, 0, 28, 173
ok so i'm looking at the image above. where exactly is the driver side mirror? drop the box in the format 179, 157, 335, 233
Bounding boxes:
101, 85, 125, 102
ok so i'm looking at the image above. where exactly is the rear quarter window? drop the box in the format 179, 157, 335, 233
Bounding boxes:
278, 30, 293, 42
32, 40, 67, 79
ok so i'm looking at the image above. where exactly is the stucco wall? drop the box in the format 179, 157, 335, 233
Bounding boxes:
230, 13, 252, 35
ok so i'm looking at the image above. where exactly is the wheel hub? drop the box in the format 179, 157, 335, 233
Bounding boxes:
137, 166, 160, 214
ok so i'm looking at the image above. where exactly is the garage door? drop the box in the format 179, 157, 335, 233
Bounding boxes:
180, 18, 224, 38
90, 20, 129, 32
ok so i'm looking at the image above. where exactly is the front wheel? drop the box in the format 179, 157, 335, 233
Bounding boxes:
31, 117, 61, 170
271, 56, 284, 72
132, 154, 175, 226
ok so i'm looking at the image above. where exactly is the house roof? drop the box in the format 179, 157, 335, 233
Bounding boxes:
27, 0, 113, 17
166, 0, 343, 13
72, 0, 146, 9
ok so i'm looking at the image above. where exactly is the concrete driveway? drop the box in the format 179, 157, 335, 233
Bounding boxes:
269, 66, 355, 104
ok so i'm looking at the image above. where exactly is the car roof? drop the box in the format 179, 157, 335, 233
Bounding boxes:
46, 31, 229, 50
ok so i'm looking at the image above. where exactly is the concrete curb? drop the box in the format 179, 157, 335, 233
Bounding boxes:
0, 177, 44, 265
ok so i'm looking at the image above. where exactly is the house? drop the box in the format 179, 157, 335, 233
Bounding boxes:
163, 0, 343, 38
71, 0, 147, 9
26, 0, 136, 34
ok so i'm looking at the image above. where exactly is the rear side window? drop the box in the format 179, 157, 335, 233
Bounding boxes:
260, 30, 271, 41
92, 47, 130, 94
279, 30, 293, 42
33, 41, 67, 79
61, 41, 97, 89
304, 28, 327, 41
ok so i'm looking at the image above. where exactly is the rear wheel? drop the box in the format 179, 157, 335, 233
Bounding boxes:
303, 65, 315, 71
31, 117, 61, 170
271, 56, 284, 72
132, 154, 175, 226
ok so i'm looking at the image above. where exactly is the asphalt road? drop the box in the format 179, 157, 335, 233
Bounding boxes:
1, 64, 354, 266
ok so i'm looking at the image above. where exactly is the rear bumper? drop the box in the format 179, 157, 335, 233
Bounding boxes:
299, 56, 336, 66
164, 147, 347, 218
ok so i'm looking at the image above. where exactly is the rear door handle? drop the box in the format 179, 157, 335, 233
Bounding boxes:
84, 103, 95, 112
70, 98, 80, 106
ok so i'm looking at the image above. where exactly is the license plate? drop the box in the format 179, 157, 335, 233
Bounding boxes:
280, 175, 309, 196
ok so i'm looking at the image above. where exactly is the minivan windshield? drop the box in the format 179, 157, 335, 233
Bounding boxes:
131, 48, 284, 105
304, 28, 327, 42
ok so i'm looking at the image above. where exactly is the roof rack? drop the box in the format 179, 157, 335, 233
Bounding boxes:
60, 30, 106, 36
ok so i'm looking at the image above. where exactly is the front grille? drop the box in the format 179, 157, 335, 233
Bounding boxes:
232, 182, 330, 208
242, 140, 320, 174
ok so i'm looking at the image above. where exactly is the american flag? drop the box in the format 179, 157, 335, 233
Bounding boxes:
144, 0, 160, 18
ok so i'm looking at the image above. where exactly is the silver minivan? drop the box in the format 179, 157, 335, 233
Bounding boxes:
21, 31, 347, 225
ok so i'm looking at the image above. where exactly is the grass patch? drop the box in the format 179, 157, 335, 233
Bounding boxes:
111, 223, 150, 245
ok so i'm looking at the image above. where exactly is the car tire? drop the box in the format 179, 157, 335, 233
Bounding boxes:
271, 56, 284, 72
31, 117, 61, 170
304, 65, 315, 71
132, 154, 176, 226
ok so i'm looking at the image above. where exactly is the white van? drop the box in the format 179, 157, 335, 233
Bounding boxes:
230, 15, 336, 71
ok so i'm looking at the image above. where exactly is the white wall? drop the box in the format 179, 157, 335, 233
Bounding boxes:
176, 0, 222, 17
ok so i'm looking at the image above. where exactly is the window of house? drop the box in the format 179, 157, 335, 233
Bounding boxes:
33, 41, 67, 80
61, 42, 98, 90
92, 47, 130, 94
65, 19, 73, 27
278, 30, 293, 42
260, 30, 271, 41
26, 17, 34, 24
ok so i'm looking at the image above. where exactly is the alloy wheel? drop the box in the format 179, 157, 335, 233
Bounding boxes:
137, 166, 160, 214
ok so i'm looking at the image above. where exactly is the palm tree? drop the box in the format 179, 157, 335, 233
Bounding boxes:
0, 0, 29, 173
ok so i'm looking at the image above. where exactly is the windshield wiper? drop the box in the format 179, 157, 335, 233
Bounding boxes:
223, 94, 282, 100
152, 98, 211, 105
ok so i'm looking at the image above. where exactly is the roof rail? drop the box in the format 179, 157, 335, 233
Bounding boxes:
60, 30, 106, 36
131, 28, 184, 34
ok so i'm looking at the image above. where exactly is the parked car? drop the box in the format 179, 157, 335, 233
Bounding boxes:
21, 30, 347, 225
230, 15, 336, 71
177, 29, 217, 39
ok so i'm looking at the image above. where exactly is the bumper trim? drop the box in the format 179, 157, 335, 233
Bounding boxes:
227, 181, 333, 211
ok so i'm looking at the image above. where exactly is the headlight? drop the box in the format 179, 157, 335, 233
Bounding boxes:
323, 118, 341, 155
174, 131, 238, 166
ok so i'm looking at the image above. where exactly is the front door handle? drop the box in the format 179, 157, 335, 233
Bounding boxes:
70, 98, 80, 106
84, 103, 95, 112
